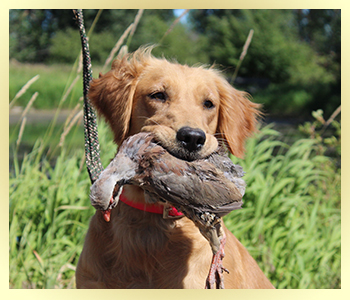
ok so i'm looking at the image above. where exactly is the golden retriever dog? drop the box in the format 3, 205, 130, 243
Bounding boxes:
75, 47, 274, 289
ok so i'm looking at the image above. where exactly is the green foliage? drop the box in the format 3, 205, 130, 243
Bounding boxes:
48, 28, 81, 63
9, 121, 115, 288
10, 10, 53, 62
189, 9, 340, 118
224, 123, 340, 289
49, 28, 120, 64
9, 54, 116, 288
190, 9, 337, 84
42, 10, 209, 66
10, 146, 90, 288
129, 12, 209, 65
299, 109, 341, 158
89, 31, 121, 64
9, 9, 340, 117
296, 10, 341, 64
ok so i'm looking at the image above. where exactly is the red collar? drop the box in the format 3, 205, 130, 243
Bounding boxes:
119, 190, 184, 219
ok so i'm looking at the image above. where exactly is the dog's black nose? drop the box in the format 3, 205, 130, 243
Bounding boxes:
176, 127, 206, 152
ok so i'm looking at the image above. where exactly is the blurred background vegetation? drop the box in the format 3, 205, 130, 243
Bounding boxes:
10, 9, 340, 117
9, 9, 341, 289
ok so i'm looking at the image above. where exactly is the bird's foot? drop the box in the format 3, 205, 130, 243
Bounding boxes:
205, 233, 229, 289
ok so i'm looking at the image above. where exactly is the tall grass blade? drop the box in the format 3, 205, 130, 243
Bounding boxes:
20, 92, 38, 121
125, 9, 144, 47
159, 9, 190, 45
16, 116, 26, 149
86, 9, 103, 38
10, 74, 40, 109
102, 23, 134, 73
230, 29, 254, 84
59, 110, 83, 147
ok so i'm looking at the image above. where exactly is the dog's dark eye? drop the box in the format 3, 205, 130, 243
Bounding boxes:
149, 92, 167, 102
203, 100, 215, 109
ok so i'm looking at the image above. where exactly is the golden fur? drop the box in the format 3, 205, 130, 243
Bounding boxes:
75, 47, 274, 289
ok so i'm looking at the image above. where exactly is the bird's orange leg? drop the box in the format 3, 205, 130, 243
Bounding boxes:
205, 229, 229, 289
101, 197, 114, 222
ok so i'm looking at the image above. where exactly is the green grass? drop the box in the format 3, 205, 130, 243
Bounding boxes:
9, 61, 104, 110
9, 123, 85, 171
9, 121, 115, 288
224, 125, 341, 288
9, 61, 82, 109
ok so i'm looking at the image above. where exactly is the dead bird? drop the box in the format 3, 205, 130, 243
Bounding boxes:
90, 132, 246, 288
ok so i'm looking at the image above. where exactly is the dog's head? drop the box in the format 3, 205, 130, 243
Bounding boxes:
88, 47, 260, 160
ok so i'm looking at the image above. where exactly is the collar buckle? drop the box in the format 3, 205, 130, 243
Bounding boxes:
163, 204, 184, 219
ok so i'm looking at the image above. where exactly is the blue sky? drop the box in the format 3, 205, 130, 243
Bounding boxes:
173, 9, 189, 24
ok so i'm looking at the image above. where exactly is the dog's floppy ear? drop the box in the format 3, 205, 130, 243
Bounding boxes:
215, 77, 261, 158
88, 52, 147, 145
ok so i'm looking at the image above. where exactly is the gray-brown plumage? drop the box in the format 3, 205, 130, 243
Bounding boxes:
90, 132, 246, 288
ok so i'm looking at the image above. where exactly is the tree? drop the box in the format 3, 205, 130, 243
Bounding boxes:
188, 9, 340, 117
10, 10, 55, 62
9, 9, 340, 117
